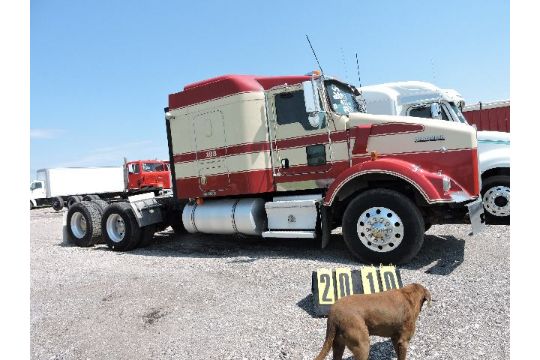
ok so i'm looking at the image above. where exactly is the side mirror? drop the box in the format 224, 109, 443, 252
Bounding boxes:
430, 102, 442, 120
303, 80, 321, 113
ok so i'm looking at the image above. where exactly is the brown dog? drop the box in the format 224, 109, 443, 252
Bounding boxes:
314, 283, 431, 360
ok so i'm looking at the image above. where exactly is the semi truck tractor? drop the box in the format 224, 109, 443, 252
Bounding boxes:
359, 81, 509, 224
64, 73, 485, 264
30, 159, 171, 211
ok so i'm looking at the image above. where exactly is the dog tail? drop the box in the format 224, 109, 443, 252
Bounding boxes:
313, 319, 336, 360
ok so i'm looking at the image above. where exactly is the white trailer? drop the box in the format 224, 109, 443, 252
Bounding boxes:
359, 81, 510, 224
30, 167, 126, 211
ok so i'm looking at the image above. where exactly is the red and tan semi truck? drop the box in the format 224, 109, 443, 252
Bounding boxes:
64, 73, 485, 264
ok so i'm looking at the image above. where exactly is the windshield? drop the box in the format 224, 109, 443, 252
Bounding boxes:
324, 80, 361, 115
448, 102, 469, 124
142, 162, 167, 172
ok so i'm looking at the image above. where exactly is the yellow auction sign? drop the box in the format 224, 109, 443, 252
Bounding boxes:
311, 265, 403, 317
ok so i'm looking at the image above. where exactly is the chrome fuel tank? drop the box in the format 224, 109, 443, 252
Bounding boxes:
182, 198, 266, 236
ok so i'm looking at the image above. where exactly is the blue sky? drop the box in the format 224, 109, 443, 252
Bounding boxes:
30, 0, 509, 177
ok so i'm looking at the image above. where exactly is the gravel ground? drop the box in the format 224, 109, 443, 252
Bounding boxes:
30, 207, 509, 360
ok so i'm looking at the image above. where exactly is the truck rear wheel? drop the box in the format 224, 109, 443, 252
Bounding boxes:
83, 194, 101, 201
91, 199, 109, 212
342, 188, 425, 264
52, 197, 64, 211
67, 195, 83, 208
101, 202, 141, 251
481, 175, 510, 225
66, 202, 103, 247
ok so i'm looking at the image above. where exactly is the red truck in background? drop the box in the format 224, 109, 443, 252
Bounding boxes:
462, 100, 510, 132
126, 159, 171, 191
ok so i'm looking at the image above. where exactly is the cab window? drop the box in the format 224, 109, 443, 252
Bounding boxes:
275, 90, 326, 130
30, 182, 42, 190
325, 81, 361, 115
409, 104, 449, 120
128, 163, 140, 174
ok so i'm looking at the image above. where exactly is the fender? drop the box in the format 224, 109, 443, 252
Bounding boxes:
324, 158, 451, 206
479, 147, 510, 175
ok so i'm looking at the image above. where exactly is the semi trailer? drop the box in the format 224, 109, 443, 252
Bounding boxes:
359, 81, 509, 224
462, 99, 510, 133
64, 72, 485, 264
31, 159, 171, 211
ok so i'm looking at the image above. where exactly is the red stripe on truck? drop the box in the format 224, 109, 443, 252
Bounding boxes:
176, 169, 274, 199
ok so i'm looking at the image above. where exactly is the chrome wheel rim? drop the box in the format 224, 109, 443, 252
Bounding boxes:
106, 214, 126, 243
70, 212, 87, 239
357, 207, 404, 253
483, 185, 510, 217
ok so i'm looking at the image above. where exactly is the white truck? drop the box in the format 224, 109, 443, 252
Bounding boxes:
359, 81, 510, 224
30, 167, 125, 211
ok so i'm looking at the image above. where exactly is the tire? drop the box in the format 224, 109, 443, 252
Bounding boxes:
138, 225, 157, 248
66, 202, 103, 247
91, 199, 109, 212
51, 197, 64, 211
481, 175, 510, 225
85, 200, 109, 244
342, 189, 425, 264
83, 194, 100, 201
101, 202, 141, 251
67, 195, 83, 208
167, 209, 186, 234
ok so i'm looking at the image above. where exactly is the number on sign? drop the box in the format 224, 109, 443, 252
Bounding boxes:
335, 268, 354, 299
360, 266, 380, 294
316, 269, 335, 305
379, 265, 401, 291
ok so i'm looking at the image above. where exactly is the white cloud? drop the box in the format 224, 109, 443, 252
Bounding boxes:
30, 128, 66, 139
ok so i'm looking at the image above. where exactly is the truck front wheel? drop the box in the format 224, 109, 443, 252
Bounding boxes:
481, 175, 510, 225
101, 203, 141, 251
342, 188, 425, 264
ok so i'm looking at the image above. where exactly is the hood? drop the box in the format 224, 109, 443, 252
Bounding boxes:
477, 131, 510, 145
347, 112, 477, 152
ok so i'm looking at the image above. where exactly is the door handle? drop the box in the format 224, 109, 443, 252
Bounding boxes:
281, 158, 290, 169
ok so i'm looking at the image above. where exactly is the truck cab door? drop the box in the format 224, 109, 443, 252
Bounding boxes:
30, 181, 46, 200
127, 162, 140, 189
266, 84, 333, 191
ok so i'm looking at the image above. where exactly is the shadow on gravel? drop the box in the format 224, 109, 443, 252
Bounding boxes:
296, 294, 317, 318
58, 226, 464, 273
404, 234, 465, 276
114, 231, 362, 265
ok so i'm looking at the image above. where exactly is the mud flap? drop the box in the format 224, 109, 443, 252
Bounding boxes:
467, 198, 486, 235
320, 205, 331, 249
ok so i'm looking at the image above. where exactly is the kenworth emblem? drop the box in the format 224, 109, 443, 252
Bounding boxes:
414, 134, 445, 143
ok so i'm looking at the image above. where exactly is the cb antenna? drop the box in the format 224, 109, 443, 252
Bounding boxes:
355, 52, 367, 113
355, 53, 362, 87
306, 35, 324, 74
